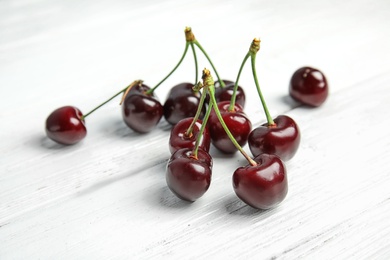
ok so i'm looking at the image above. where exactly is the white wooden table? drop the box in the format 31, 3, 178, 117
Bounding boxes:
1, 0, 390, 259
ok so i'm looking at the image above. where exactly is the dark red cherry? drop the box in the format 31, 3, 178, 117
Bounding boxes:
233, 153, 288, 209
166, 148, 212, 202
122, 83, 163, 133
45, 106, 87, 145
248, 115, 300, 161
289, 66, 328, 107
214, 80, 246, 108
169, 117, 211, 154
163, 82, 205, 125
208, 101, 252, 154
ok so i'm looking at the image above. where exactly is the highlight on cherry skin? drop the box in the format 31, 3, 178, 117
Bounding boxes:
248, 115, 300, 161
169, 117, 211, 154
166, 148, 212, 202
208, 101, 252, 154
289, 66, 329, 107
121, 82, 163, 133
233, 153, 288, 210
45, 106, 87, 145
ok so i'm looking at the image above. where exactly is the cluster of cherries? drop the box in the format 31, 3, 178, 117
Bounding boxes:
45, 27, 328, 210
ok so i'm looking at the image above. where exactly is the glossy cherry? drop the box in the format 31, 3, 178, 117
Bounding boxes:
166, 148, 212, 202
169, 117, 210, 154
163, 83, 205, 125
208, 101, 252, 154
45, 106, 87, 145
233, 153, 288, 209
248, 115, 300, 161
289, 66, 328, 107
214, 80, 246, 108
233, 38, 301, 161
122, 83, 163, 133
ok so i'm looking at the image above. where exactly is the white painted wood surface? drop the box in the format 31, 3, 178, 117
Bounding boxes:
1, 0, 390, 259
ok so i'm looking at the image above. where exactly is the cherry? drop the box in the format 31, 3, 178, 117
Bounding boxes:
166, 148, 212, 202
289, 66, 328, 107
122, 82, 163, 133
233, 153, 288, 209
238, 38, 300, 160
45, 106, 87, 145
208, 101, 252, 154
248, 115, 300, 161
169, 117, 210, 154
214, 80, 246, 108
163, 82, 205, 125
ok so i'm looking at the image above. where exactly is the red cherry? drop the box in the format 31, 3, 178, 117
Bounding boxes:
208, 101, 252, 154
45, 106, 87, 145
122, 83, 163, 133
169, 117, 211, 154
233, 153, 288, 209
214, 80, 246, 108
166, 148, 212, 202
289, 66, 329, 107
248, 115, 300, 161
163, 82, 205, 125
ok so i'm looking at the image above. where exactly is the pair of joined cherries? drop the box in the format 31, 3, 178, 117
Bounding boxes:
45, 80, 163, 145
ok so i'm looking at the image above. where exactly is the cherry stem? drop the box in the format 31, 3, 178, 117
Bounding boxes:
82, 80, 142, 120
193, 40, 225, 88
192, 85, 213, 159
186, 26, 223, 87
229, 52, 250, 111
146, 42, 190, 94
203, 69, 257, 166
185, 82, 207, 137
249, 38, 275, 126
190, 42, 199, 85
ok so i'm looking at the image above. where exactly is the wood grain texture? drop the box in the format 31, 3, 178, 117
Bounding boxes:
1, 0, 390, 259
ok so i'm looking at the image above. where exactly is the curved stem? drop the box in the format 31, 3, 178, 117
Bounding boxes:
193, 40, 225, 88
185, 85, 207, 137
208, 82, 257, 166
82, 80, 141, 119
229, 52, 250, 111
250, 53, 274, 126
147, 42, 190, 94
190, 42, 199, 85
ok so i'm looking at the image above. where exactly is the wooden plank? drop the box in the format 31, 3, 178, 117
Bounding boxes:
1, 0, 390, 258
1, 65, 390, 260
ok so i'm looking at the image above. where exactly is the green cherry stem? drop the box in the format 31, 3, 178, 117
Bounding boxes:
203, 69, 257, 166
249, 38, 275, 126
185, 82, 207, 137
82, 80, 142, 120
191, 84, 213, 159
193, 40, 225, 88
229, 52, 250, 111
190, 42, 199, 85
146, 41, 190, 95
185, 26, 224, 87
